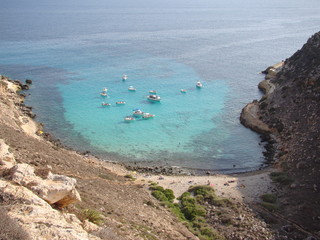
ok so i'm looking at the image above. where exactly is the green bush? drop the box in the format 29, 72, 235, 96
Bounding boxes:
163, 189, 175, 202
179, 192, 206, 221
82, 209, 104, 225
190, 185, 214, 197
261, 194, 277, 203
151, 190, 169, 202
149, 185, 165, 192
124, 174, 136, 180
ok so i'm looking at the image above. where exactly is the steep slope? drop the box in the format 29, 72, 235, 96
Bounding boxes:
243, 32, 320, 239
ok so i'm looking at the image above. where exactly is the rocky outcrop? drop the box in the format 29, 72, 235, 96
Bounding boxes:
0, 137, 102, 239
0, 180, 99, 240
7, 163, 81, 207
241, 31, 320, 238
240, 100, 273, 135
0, 139, 16, 171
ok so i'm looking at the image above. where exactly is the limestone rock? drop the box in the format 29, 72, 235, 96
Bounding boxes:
240, 101, 273, 135
0, 139, 16, 171
0, 180, 100, 240
8, 163, 81, 207
83, 219, 101, 233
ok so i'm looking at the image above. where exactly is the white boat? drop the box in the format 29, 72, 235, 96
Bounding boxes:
101, 102, 111, 107
132, 109, 144, 117
149, 90, 157, 94
196, 81, 203, 88
116, 101, 126, 105
180, 89, 187, 93
122, 74, 128, 81
128, 86, 136, 91
147, 95, 161, 102
124, 116, 135, 122
142, 113, 155, 119
102, 87, 108, 92
100, 92, 108, 97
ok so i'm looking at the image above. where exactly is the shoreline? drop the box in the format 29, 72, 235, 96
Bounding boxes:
1, 73, 277, 239
1, 75, 277, 203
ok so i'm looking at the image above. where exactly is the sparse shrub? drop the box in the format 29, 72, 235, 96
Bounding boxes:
260, 202, 279, 212
261, 194, 277, 203
124, 174, 136, 181
270, 172, 293, 185
81, 209, 104, 225
149, 185, 165, 192
99, 174, 114, 181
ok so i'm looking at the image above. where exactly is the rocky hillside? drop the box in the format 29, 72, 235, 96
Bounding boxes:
0, 76, 197, 240
242, 32, 320, 239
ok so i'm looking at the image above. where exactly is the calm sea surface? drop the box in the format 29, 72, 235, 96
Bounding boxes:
1, 0, 319, 172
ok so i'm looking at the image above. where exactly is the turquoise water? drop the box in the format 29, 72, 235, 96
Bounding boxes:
59, 56, 228, 162
1, 0, 320, 172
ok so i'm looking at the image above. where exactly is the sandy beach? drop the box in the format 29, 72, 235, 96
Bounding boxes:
98, 159, 275, 203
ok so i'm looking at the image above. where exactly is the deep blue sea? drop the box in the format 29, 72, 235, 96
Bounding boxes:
1, 0, 319, 172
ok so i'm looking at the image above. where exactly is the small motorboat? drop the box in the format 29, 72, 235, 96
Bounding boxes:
149, 90, 157, 94
132, 108, 144, 117
101, 102, 111, 107
124, 116, 135, 122
100, 92, 108, 97
142, 113, 155, 119
147, 95, 161, 102
128, 86, 136, 91
180, 89, 187, 93
196, 81, 203, 88
102, 87, 108, 92
122, 74, 128, 81
116, 101, 126, 105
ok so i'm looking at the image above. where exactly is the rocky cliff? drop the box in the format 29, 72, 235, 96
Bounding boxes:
241, 32, 320, 239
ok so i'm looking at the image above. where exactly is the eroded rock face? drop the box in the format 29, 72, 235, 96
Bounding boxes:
0, 180, 99, 240
0, 139, 16, 170
7, 163, 81, 207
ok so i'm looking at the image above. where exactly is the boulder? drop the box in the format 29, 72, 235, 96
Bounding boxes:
0, 180, 99, 240
21, 84, 29, 90
8, 163, 81, 207
25, 79, 33, 84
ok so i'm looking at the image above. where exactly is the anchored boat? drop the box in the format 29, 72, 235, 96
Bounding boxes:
116, 101, 126, 105
132, 108, 144, 117
124, 116, 135, 122
128, 86, 136, 91
142, 113, 155, 119
101, 102, 111, 107
196, 81, 203, 88
147, 95, 161, 102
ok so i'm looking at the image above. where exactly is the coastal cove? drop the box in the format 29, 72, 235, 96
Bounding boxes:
1, 0, 320, 172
